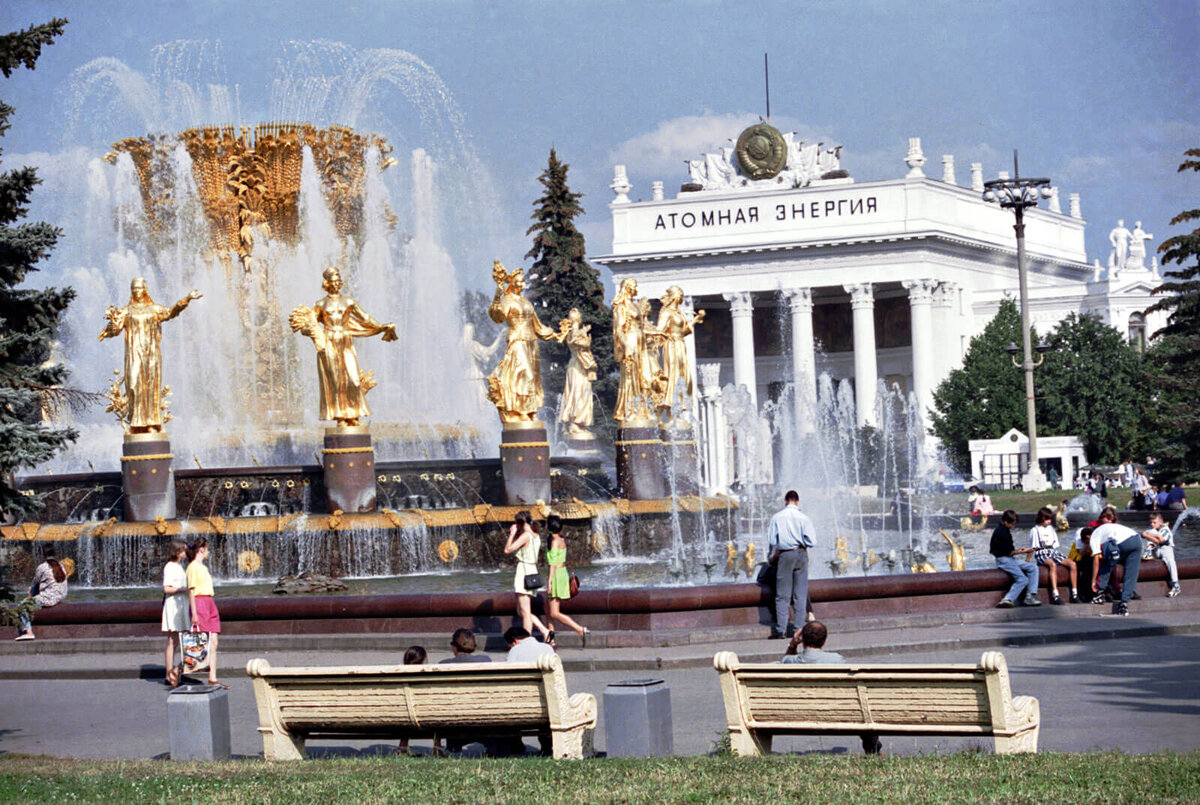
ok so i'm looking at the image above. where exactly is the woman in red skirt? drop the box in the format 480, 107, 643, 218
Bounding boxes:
185, 537, 225, 688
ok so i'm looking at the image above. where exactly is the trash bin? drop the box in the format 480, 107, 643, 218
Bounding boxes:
603, 678, 673, 758
168, 683, 232, 761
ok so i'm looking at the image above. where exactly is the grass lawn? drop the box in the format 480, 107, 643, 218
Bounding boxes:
1, 753, 1198, 804
922, 486, 1200, 514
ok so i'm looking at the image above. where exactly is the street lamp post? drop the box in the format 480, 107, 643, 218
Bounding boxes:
983, 150, 1053, 492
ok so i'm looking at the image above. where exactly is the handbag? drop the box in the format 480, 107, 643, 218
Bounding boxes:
523, 573, 543, 591
181, 630, 210, 672
568, 573, 580, 598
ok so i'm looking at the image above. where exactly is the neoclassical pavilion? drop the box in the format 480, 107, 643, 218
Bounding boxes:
594, 133, 1165, 444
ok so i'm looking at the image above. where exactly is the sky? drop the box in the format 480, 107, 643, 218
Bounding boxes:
2, 0, 1198, 292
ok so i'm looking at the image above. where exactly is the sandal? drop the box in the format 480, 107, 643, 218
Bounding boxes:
209, 681, 230, 690
580, 628, 590, 648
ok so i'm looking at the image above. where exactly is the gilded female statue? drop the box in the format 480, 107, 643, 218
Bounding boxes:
486, 260, 556, 423
655, 285, 705, 421
290, 266, 397, 427
98, 277, 202, 433
612, 278, 650, 423
555, 308, 597, 439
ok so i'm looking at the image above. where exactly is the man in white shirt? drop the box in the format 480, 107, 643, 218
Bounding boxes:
766, 490, 816, 640
1081, 522, 1143, 615
504, 626, 554, 662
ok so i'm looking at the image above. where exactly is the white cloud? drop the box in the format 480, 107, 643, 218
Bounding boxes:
606, 112, 838, 187
1058, 155, 1112, 181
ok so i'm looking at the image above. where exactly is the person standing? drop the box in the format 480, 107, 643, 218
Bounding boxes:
161, 540, 190, 686
185, 537, 224, 688
1082, 521, 1144, 615
544, 515, 588, 646
503, 511, 551, 643
766, 490, 815, 639
13, 546, 68, 640
991, 509, 1041, 608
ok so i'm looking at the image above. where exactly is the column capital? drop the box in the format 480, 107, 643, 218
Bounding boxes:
723, 291, 754, 317
932, 281, 959, 308
902, 278, 938, 305
783, 287, 813, 314
698, 362, 723, 394
843, 283, 874, 310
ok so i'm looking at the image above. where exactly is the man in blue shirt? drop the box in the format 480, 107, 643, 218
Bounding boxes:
766, 490, 815, 639
1165, 483, 1188, 511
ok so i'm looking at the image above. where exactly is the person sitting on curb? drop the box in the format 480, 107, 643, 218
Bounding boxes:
990, 509, 1041, 608
504, 626, 554, 662
1142, 512, 1181, 598
780, 621, 881, 755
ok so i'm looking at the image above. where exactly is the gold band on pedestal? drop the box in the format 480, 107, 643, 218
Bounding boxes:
502, 420, 546, 431
124, 431, 170, 443
500, 441, 550, 448
614, 439, 663, 447
322, 446, 374, 455
120, 453, 174, 462
325, 425, 370, 436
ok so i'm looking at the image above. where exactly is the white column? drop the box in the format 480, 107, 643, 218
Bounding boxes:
931, 282, 958, 384
681, 295, 700, 420
698, 363, 728, 494
785, 288, 816, 435
843, 283, 877, 427
903, 279, 937, 416
722, 291, 757, 407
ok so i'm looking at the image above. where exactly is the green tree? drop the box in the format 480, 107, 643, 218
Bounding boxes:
0, 18, 77, 521
524, 149, 615, 423
1145, 147, 1200, 481
1037, 312, 1147, 465
930, 298, 1029, 468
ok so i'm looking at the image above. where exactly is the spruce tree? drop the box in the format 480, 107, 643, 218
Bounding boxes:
0, 18, 77, 521
1146, 147, 1200, 481
524, 148, 616, 425
930, 298, 1030, 468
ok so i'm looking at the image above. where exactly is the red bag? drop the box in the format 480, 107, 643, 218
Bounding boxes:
568, 573, 580, 598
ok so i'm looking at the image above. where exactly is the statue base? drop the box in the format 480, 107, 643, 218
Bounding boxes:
323, 426, 377, 513
660, 424, 700, 496
121, 432, 176, 522
615, 421, 666, 500
566, 438, 599, 453
500, 420, 552, 506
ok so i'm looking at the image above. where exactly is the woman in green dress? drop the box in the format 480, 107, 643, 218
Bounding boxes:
545, 514, 589, 646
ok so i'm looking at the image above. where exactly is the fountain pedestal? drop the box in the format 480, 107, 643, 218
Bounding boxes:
323, 426, 377, 513
500, 421, 552, 505
121, 433, 177, 521
616, 421, 666, 500
660, 424, 700, 496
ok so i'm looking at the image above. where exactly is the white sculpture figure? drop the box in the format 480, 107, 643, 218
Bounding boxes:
817, 145, 842, 176
1109, 219, 1131, 270
687, 159, 707, 186
1127, 221, 1154, 270
703, 147, 738, 189
781, 133, 822, 187
461, 322, 504, 411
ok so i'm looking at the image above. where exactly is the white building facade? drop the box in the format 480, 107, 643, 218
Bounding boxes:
594, 133, 1164, 484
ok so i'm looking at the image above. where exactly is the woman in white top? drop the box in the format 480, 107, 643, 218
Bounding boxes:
161, 540, 190, 687
502, 511, 552, 643
1029, 507, 1079, 604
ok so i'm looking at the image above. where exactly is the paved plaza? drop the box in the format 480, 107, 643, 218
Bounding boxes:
2, 607, 1198, 760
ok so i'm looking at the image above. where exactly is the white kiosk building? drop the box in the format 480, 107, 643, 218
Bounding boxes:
594, 128, 1164, 488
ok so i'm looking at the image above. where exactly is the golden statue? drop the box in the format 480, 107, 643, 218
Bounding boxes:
654, 286, 705, 422
555, 308, 597, 440
290, 266, 397, 427
485, 261, 556, 423
612, 278, 656, 424
98, 278, 201, 434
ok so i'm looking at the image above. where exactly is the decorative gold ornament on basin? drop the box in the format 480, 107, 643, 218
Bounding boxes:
290, 267, 397, 427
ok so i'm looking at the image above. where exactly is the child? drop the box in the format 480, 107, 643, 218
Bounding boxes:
1142, 512, 1181, 598
1030, 506, 1080, 604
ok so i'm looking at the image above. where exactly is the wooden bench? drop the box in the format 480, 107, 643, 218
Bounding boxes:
246, 653, 596, 759
713, 650, 1039, 755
